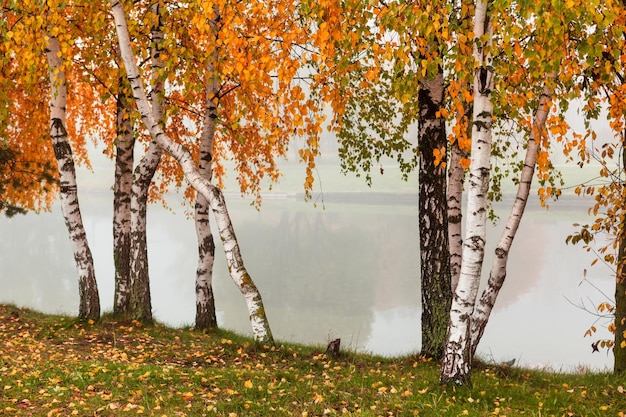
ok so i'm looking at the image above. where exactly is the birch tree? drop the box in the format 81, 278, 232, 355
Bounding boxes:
45, 32, 101, 320
418, 59, 452, 360
5, 0, 323, 330
156, 0, 329, 330
613, 141, 626, 373
2, 0, 120, 320
302, 1, 616, 381
301, 0, 466, 360
112, 76, 135, 315
439, 0, 494, 385
126, 3, 167, 323
193, 5, 220, 330
438, 0, 622, 382
110, 0, 274, 343
469, 83, 554, 355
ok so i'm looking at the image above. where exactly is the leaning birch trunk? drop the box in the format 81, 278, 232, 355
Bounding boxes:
469, 84, 553, 356
440, 0, 494, 385
113, 76, 135, 315
111, 0, 274, 344
45, 34, 101, 320
194, 6, 220, 330
418, 67, 452, 360
128, 4, 165, 323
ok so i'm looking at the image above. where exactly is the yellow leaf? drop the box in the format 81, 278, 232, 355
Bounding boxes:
244, 380, 253, 389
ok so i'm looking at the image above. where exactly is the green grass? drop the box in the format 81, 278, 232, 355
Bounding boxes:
1, 304, 624, 417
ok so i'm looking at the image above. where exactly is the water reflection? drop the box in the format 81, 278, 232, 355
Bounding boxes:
0, 191, 614, 371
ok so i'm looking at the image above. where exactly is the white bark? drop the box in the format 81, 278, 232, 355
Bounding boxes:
448, 135, 466, 293
194, 6, 220, 330
440, 0, 494, 385
45, 34, 100, 320
113, 76, 135, 315
470, 84, 553, 355
128, 141, 160, 322
128, 3, 165, 323
111, 0, 273, 343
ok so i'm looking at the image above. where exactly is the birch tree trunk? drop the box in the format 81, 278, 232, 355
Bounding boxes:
470, 84, 553, 356
615, 211, 626, 374
447, 139, 464, 294
418, 68, 452, 360
440, 0, 494, 385
128, 3, 165, 323
194, 6, 220, 330
616, 0, 626, 374
113, 76, 135, 315
128, 142, 161, 323
615, 140, 626, 374
45, 34, 100, 321
448, 101, 471, 293
111, 0, 274, 344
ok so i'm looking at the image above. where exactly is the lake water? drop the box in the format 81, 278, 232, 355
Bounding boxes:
0, 166, 616, 372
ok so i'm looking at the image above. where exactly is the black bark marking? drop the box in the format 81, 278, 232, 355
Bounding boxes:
419, 73, 451, 360
50, 118, 68, 139
466, 235, 486, 250
494, 246, 507, 258
201, 152, 213, 164
52, 141, 72, 163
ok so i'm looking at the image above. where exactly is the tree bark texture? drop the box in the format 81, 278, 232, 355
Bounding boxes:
418, 69, 452, 360
194, 129, 218, 329
128, 143, 160, 323
615, 141, 626, 374
113, 76, 135, 315
111, 0, 274, 344
615, 9, 626, 368
616, 256, 626, 373
195, 6, 220, 330
612, 3, 625, 373
470, 84, 553, 356
448, 102, 471, 293
45, 34, 101, 321
440, 0, 494, 385
128, 3, 165, 323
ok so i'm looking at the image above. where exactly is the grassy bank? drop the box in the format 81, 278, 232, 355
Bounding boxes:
1, 304, 624, 416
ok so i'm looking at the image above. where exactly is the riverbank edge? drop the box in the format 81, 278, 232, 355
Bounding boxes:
1, 303, 624, 416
